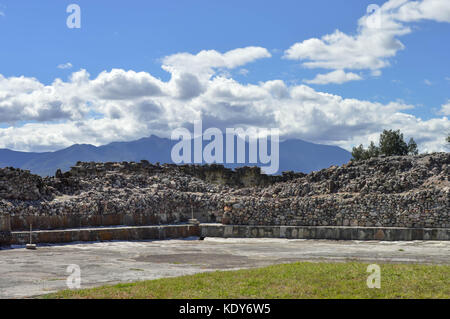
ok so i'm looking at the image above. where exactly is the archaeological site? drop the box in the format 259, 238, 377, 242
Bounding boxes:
0, 153, 449, 247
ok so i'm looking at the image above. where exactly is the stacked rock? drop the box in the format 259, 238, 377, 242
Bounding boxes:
0, 153, 448, 231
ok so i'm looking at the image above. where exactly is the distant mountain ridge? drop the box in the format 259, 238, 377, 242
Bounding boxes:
0, 135, 351, 176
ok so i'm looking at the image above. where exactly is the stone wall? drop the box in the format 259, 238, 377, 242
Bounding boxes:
221, 153, 449, 228
0, 212, 11, 247
222, 190, 449, 228
8, 210, 210, 231
66, 161, 301, 187
0, 153, 448, 232
9, 224, 449, 246
201, 225, 450, 241
11, 224, 200, 245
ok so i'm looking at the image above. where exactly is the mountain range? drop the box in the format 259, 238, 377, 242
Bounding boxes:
0, 135, 351, 176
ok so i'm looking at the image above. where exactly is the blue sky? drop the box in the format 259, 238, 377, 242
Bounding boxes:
0, 0, 449, 152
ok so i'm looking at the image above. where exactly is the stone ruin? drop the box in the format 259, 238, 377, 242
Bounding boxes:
0, 153, 449, 246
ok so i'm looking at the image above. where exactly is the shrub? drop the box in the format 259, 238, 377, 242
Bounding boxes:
351, 130, 419, 161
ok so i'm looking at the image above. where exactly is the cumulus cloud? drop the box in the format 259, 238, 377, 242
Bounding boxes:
0, 74, 85, 123
395, 0, 450, 22
162, 46, 271, 78
0, 45, 448, 153
173, 73, 204, 100
161, 46, 271, 100
91, 69, 165, 100
284, 0, 450, 82
304, 70, 363, 85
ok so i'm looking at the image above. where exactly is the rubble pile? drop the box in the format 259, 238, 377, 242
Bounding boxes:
0, 153, 448, 230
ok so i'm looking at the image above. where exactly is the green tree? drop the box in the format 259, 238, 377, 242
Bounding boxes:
351, 144, 368, 161
379, 129, 409, 156
367, 141, 380, 158
407, 138, 419, 155
351, 129, 419, 161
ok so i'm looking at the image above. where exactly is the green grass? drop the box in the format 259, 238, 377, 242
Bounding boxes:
44, 262, 449, 299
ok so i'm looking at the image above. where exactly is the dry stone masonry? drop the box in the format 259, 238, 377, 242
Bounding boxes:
0, 153, 448, 245
225, 154, 449, 228
0, 212, 10, 247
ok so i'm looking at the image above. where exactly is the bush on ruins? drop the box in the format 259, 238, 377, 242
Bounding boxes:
351, 129, 419, 161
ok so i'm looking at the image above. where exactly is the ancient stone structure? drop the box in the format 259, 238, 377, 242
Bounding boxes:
0, 167, 53, 201
0, 212, 11, 247
11, 224, 200, 245
222, 154, 449, 228
8, 224, 449, 244
0, 153, 448, 235
201, 224, 450, 241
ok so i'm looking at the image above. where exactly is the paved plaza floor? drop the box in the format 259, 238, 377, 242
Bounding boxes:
1, 238, 449, 298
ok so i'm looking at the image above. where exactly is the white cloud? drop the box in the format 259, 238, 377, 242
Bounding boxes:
395, 0, 450, 22
439, 101, 450, 115
424, 79, 433, 86
304, 70, 363, 85
0, 74, 85, 123
284, 0, 450, 83
0, 48, 448, 154
162, 46, 271, 78
161, 47, 271, 100
57, 62, 73, 69
90, 69, 165, 100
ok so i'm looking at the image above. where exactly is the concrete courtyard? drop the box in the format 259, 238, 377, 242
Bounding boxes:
0, 238, 449, 298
